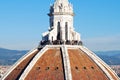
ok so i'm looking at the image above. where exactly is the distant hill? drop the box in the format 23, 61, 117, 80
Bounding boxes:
0, 48, 28, 65
0, 48, 120, 65
95, 51, 120, 65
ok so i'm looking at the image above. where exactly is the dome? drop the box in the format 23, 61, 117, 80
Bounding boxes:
2, 45, 119, 80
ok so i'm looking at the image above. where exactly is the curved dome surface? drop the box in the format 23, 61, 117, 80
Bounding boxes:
2, 45, 119, 80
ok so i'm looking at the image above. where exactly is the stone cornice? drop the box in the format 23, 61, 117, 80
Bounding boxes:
48, 12, 74, 16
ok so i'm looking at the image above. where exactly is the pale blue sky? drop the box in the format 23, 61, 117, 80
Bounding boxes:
0, 0, 120, 51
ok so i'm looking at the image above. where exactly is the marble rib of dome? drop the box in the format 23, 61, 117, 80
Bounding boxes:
2, 0, 119, 80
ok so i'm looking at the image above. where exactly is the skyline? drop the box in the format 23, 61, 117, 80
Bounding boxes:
0, 0, 120, 51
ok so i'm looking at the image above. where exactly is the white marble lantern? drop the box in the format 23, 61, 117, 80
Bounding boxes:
42, 0, 81, 42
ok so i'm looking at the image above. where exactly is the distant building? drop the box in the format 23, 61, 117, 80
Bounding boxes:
2, 0, 119, 80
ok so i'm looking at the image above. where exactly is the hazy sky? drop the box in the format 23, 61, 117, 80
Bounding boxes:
0, 0, 120, 51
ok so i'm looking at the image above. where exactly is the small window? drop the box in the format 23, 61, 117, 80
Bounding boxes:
45, 67, 50, 70
36, 67, 40, 70
75, 66, 79, 70
55, 67, 59, 70
83, 67, 87, 70
91, 66, 94, 69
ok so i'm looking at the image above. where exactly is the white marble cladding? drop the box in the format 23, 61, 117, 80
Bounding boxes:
53, 0, 73, 13
42, 0, 81, 42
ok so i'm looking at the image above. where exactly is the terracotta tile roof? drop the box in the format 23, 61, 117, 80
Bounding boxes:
68, 49, 108, 80
25, 48, 64, 80
4, 50, 39, 80
2, 45, 120, 80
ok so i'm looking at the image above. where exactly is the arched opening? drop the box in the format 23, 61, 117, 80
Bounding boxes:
57, 22, 61, 40
52, 36, 53, 41
65, 22, 68, 40
51, 21, 53, 27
